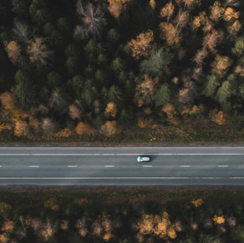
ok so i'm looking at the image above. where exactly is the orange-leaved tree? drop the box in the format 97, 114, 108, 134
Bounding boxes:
209, 1, 225, 22
106, 0, 131, 19
159, 2, 175, 23
124, 30, 154, 60
133, 74, 158, 107
211, 54, 232, 78
158, 22, 182, 47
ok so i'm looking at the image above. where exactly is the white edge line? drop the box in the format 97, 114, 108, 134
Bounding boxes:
218, 165, 228, 167
68, 166, 78, 167
29, 166, 39, 168
180, 165, 190, 167
142, 165, 152, 167
105, 165, 114, 167
0, 177, 243, 179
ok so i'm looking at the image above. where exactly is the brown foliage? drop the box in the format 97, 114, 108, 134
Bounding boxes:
133, 74, 158, 107
174, 9, 189, 29
124, 30, 154, 60
76, 217, 88, 236
75, 217, 87, 229
227, 20, 241, 36
137, 212, 177, 240
44, 198, 59, 211
101, 215, 113, 232
150, 0, 156, 9
192, 11, 206, 30
60, 220, 69, 231
100, 120, 121, 136
178, 77, 195, 105
27, 37, 52, 65
29, 116, 40, 134
74, 198, 89, 207
92, 218, 103, 236
211, 54, 232, 78
1, 221, 15, 234
68, 104, 82, 120
209, 1, 225, 22
0, 234, 9, 243
235, 65, 244, 77
14, 119, 31, 137
202, 29, 224, 54
4, 41, 20, 63
0, 91, 28, 118
224, 7, 240, 21
41, 118, 55, 133
107, 0, 131, 19
75, 122, 96, 135
226, 215, 236, 227
93, 100, 101, 114
209, 109, 227, 125
31, 218, 42, 232
192, 48, 208, 66
159, 2, 175, 23
159, 22, 182, 47
203, 218, 213, 228
162, 103, 175, 118
104, 102, 117, 118
202, 19, 214, 33
40, 219, 58, 242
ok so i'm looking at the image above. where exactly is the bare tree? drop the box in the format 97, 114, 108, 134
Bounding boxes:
74, 3, 107, 39
12, 22, 34, 43
223, 0, 240, 8
41, 118, 55, 133
27, 37, 52, 66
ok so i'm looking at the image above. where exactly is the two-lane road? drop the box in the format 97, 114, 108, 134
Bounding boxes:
0, 147, 244, 185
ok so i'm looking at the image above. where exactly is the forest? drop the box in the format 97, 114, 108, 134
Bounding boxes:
0, 0, 244, 143
0, 188, 244, 243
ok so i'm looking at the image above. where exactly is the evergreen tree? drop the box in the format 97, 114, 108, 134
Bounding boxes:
155, 84, 171, 107
14, 81, 38, 109
215, 74, 236, 104
29, 0, 51, 25
12, 0, 29, 16
201, 75, 220, 98
47, 72, 62, 89
232, 36, 244, 57
139, 47, 172, 78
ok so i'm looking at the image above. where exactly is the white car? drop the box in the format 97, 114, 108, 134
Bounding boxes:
137, 156, 151, 162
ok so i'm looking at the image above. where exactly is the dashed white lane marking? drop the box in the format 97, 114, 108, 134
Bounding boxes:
180, 165, 190, 167
142, 165, 152, 167
117, 153, 244, 156
29, 166, 39, 168
1, 153, 243, 156
218, 165, 228, 167
105, 165, 114, 167
68, 165, 78, 168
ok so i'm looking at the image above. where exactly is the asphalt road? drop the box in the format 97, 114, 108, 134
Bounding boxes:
0, 146, 244, 186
